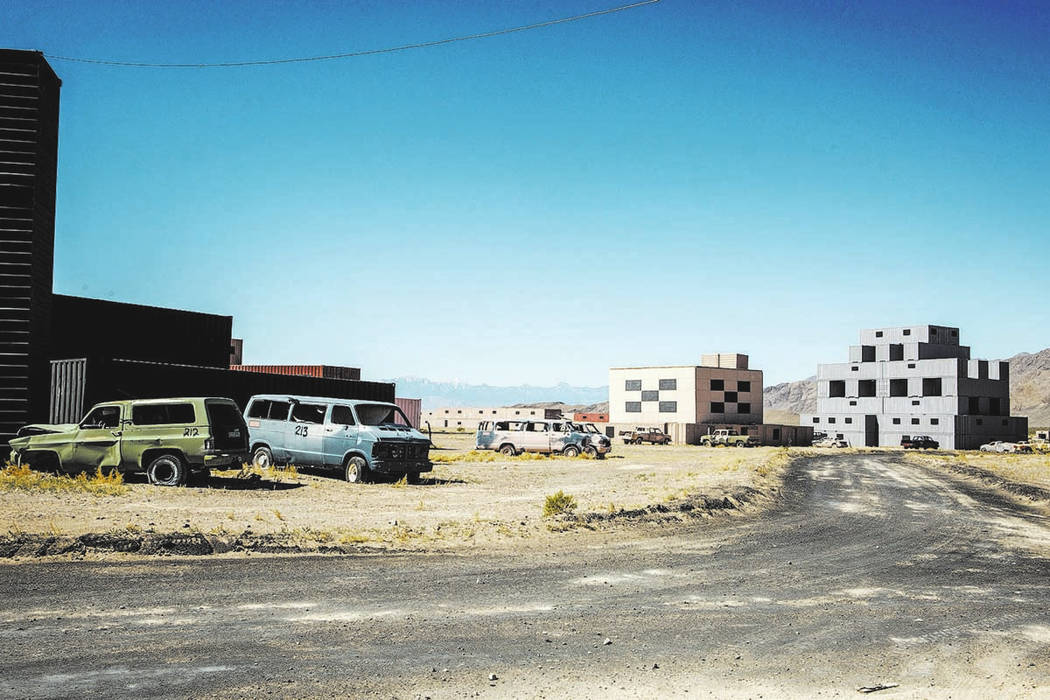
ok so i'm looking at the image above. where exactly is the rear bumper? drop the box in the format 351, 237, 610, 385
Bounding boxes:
201, 451, 248, 469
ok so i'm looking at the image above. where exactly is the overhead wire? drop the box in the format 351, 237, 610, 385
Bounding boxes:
43, 0, 661, 68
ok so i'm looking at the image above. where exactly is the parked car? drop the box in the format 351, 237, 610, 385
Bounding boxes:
978, 441, 1030, 453
8, 397, 248, 486
700, 429, 759, 448
813, 437, 849, 448
475, 419, 609, 458
901, 435, 939, 449
621, 427, 671, 445
244, 395, 432, 483
571, 422, 614, 458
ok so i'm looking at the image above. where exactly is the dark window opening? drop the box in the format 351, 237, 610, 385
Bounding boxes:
658, 401, 677, 413
828, 417, 836, 424
710, 379, 724, 391
625, 380, 642, 392
893, 418, 901, 425
861, 345, 876, 362
912, 400, 920, 406
710, 402, 725, 414
890, 379, 908, 397
133, 403, 196, 426
930, 418, 939, 426
845, 417, 853, 424
829, 380, 846, 398
875, 331, 884, 338
737, 381, 751, 392
989, 397, 1002, 416
889, 344, 904, 361
968, 397, 980, 415
849, 400, 857, 406
331, 405, 355, 425
812, 417, 819, 424
658, 379, 677, 391
859, 380, 876, 397
724, 391, 738, 403
922, 378, 942, 397
291, 403, 326, 424
641, 390, 659, 402
908, 363, 916, 369
903, 329, 911, 336
773, 428, 781, 440
737, 403, 751, 414
625, 402, 641, 413
851, 366, 859, 372
911, 418, 920, 425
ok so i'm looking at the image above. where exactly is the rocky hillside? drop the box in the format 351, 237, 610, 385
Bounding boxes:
762, 377, 817, 421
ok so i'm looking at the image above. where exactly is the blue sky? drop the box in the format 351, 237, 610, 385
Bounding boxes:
5, 0, 1048, 386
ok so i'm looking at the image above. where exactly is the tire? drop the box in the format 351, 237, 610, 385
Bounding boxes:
735, 442, 746, 448
563, 445, 580, 458
345, 456, 370, 484
499, 444, 517, 456
583, 445, 598, 458
147, 454, 186, 487
252, 446, 273, 469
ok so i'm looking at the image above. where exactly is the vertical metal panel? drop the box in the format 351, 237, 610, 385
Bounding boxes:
394, 397, 421, 428
49, 357, 86, 423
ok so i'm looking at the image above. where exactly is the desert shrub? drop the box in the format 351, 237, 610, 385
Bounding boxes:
543, 490, 578, 518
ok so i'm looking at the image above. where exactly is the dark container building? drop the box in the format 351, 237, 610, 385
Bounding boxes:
50, 357, 394, 423
52, 294, 234, 368
0, 50, 61, 444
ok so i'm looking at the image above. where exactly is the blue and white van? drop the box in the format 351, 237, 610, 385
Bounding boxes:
243, 394, 432, 483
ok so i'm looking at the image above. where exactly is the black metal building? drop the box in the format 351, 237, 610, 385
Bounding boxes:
0, 50, 61, 444
49, 357, 395, 423
52, 294, 234, 368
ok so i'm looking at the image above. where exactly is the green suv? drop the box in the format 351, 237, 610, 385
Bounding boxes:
8, 397, 249, 486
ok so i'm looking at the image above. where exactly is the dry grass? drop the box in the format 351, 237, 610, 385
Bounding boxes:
542, 490, 578, 518
0, 462, 127, 496
904, 450, 1050, 491
432, 450, 565, 464
215, 463, 300, 482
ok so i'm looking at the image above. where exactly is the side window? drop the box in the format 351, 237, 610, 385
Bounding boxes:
331, 405, 355, 425
133, 403, 196, 425
268, 401, 291, 421
82, 405, 121, 429
291, 403, 326, 424
247, 400, 270, 419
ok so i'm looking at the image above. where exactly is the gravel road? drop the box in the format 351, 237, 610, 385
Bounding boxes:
2, 453, 1048, 698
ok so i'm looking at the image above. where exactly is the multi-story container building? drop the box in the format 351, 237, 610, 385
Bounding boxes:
609, 353, 811, 446
0, 50, 61, 444
802, 325, 1028, 449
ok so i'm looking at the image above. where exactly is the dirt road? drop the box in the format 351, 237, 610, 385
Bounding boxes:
2, 453, 1048, 698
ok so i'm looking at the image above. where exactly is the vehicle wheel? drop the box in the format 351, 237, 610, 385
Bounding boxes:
147, 454, 186, 487
499, 444, 517, 456
251, 446, 273, 469
345, 456, 370, 484
563, 445, 580, 458
736, 442, 746, 448
583, 445, 598, 458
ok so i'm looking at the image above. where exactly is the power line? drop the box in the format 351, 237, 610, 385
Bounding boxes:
44, 0, 661, 68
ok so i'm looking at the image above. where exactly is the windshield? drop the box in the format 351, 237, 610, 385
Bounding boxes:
355, 403, 412, 428
582, 424, 601, 434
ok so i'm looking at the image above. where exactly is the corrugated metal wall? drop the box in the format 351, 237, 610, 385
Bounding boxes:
49, 358, 86, 423
394, 397, 421, 428
0, 50, 61, 445
230, 364, 361, 381
52, 294, 233, 368
48, 357, 394, 420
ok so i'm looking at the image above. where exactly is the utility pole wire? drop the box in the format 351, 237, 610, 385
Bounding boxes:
44, 0, 661, 68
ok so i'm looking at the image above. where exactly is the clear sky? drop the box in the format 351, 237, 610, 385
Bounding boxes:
5, 0, 1048, 386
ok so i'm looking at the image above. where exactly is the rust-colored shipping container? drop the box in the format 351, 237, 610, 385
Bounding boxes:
574, 412, 609, 423
230, 364, 361, 381
395, 397, 421, 428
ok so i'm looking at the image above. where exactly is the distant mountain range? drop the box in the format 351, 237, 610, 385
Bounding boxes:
392, 347, 1050, 428
387, 377, 607, 411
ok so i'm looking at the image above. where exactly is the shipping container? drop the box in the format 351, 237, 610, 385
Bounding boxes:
52, 294, 233, 369
230, 364, 361, 381
49, 357, 394, 423
394, 397, 422, 428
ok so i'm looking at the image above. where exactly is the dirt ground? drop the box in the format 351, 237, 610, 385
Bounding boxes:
0, 432, 797, 554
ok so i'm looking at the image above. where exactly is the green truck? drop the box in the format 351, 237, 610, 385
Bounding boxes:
699, 429, 759, 448
8, 397, 249, 486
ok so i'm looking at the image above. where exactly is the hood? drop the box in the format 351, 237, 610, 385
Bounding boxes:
12, 423, 79, 440
360, 424, 428, 441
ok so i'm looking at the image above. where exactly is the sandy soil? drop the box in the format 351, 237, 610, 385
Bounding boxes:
0, 432, 797, 552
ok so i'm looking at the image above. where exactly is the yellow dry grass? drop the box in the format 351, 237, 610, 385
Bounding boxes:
0, 462, 127, 496
904, 451, 1050, 491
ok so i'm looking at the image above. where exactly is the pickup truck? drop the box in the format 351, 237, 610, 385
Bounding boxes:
700, 429, 759, 448
621, 427, 671, 445
901, 435, 939, 449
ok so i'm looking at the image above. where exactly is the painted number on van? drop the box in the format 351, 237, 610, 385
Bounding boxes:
183, 427, 200, 437
295, 425, 309, 437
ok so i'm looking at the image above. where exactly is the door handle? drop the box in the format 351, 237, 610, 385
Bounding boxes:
110, 431, 123, 437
